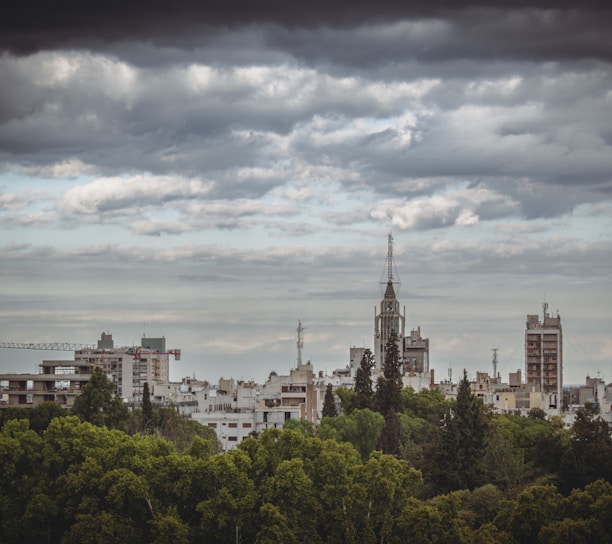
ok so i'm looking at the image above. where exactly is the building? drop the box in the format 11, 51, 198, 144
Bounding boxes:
0, 332, 179, 408
525, 302, 563, 411
374, 235, 406, 374
0, 357, 94, 408
255, 360, 320, 431
373, 234, 429, 385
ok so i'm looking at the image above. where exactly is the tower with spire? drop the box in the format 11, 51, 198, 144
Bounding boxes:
374, 234, 406, 374
373, 234, 430, 386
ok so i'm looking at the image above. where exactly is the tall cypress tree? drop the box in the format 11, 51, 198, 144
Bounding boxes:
375, 330, 403, 415
432, 369, 487, 492
375, 330, 404, 455
352, 348, 375, 412
142, 381, 153, 432
322, 383, 337, 418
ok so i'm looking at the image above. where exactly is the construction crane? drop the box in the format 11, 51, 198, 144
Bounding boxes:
0, 342, 181, 360
0, 342, 96, 351
132, 347, 181, 361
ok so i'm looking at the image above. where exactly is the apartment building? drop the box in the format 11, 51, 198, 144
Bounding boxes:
525, 302, 563, 411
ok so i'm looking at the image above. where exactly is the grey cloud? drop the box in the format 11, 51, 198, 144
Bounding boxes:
0, 4, 610, 232
3, 2, 611, 63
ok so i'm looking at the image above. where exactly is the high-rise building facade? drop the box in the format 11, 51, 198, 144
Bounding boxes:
525, 302, 562, 409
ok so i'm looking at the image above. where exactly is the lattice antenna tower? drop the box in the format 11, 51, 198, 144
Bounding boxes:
380, 233, 401, 296
296, 320, 304, 367
492, 348, 499, 378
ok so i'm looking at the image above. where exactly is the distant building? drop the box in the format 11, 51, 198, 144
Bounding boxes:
255, 361, 320, 431
525, 303, 563, 411
74, 334, 173, 404
373, 234, 429, 387
0, 358, 94, 408
0, 332, 178, 408
189, 362, 326, 450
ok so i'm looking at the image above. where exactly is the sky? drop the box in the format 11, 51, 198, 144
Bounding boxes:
1, 1, 611, 386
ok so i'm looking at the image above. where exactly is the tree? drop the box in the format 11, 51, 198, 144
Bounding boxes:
322, 383, 337, 418
479, 418, 525, 489
375, 330, 404, 456
495, 484, 562, 543
375, 330, 403, 416
71, 367, 129, 430
334, 386, 356, 413
353, 451, 423, 542
319, 408, 385, 462
432, 370, 487, 492
527, 407, 547, 420
559, 402, 612, 492
142, 382, 153, 432
352, 348, 375, 412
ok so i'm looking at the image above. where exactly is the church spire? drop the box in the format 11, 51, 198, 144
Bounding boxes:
374, 234, 405, 373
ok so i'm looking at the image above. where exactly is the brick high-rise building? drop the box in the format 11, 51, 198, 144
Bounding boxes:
525, 302, 562, 409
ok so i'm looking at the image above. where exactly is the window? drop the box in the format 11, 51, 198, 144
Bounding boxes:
228, 422, 238, 428
208, 423, 217, 428
242, 422, 252, 428
228, 436, 238, 442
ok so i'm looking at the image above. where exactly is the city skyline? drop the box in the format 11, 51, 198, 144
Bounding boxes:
1, 2, 611, 385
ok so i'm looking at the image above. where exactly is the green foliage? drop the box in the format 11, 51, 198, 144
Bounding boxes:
1, 414, 611, 544
375, 330, 403, 416
318, 408, 385, 462
282, 417, 316, 436
0, 377, 610, 543
374, 330, 404, 456
495, 484, 563, 542
322, 383, 337, 418
432, 370, 488, 492
127, 406, 221, 453
351, 348, 375, 412
402, 386, 451, 421
527, 407, 547, 420
334, 385, 356, 413
142, 381, 153, 431
71, 367, 129, 430
0, 402, 67, 434
479, 418, 525, 489
559, 402, 612, 492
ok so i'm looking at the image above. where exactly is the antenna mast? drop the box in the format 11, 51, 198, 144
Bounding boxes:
387, 233, 394, 282
492, 348, 499, 378
296, 320, 304, 367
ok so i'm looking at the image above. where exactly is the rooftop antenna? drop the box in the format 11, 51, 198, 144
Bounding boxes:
387, 233, 394, 282
380, 233, 401, 296
296, 320, 304, 367
542, 301, 549, 320
492, 348, 499, 378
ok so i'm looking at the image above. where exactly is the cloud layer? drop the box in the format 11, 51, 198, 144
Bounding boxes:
1, 2, 610, 384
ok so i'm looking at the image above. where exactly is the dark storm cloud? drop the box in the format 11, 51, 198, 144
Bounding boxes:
2, 1, 611, 64
1, 0, 611, 232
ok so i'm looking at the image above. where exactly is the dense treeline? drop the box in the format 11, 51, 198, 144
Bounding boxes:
1, 412, 611, 543
1, 361, 611, 543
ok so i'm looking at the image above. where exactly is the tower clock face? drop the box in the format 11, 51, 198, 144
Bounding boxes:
386, 302, 393, 311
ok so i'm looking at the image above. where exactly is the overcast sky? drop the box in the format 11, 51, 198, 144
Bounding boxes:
1, 1, 611, 386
